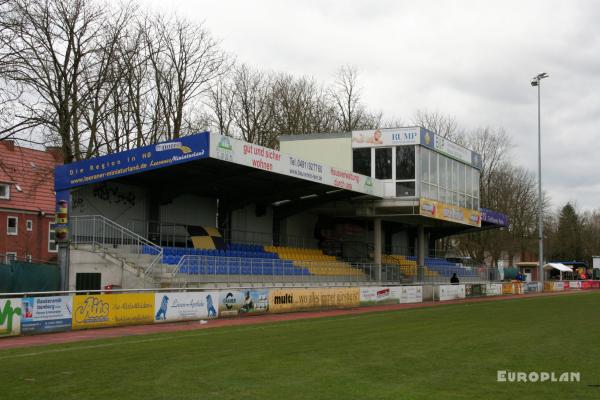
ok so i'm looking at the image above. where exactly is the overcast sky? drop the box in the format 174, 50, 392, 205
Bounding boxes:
136, 0, 600, 211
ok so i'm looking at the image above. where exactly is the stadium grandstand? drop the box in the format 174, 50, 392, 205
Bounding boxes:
53, 129, 507, 290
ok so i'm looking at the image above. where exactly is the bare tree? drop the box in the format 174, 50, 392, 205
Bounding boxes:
330, 65, 380, 132
412, 109, 462, 142
147, 15, 228, 140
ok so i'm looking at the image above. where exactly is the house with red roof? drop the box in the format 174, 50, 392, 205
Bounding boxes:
0, 140, 63, 263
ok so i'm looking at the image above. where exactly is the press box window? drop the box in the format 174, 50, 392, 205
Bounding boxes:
352, 148, 371, 176
396, 147, 415, 180
7, 216, 18, 235
396, 182, 415, 197
375, 148, 392, 180
0, 183, 9, 199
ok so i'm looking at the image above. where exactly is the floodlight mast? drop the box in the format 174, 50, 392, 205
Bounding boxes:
531, 72, 548, 284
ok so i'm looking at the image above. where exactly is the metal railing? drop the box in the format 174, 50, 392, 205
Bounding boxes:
71, 215, 163, 277
158, 254, 502, 287
166, 254, 377, 287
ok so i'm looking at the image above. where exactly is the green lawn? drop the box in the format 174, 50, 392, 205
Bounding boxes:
1, 292, 599, 400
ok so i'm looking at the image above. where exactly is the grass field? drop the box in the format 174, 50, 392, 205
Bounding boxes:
1, 292, 599, 399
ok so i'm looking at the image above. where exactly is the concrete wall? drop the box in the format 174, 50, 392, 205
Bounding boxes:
280, 136, 352, 170
160, 195, 216, 226
231, 204, 273, 244
71, 182, 147, 226
283, 212, 318, 247
69, 249, 152, 290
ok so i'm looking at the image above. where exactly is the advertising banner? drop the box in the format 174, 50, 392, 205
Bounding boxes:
486, 283, 503, 296
523, 282, 541, 293
351, 127, 421, 148
269, 288, 360, 313
21, 296, 72, 334
72, 293, 154, 330
55, 132, 210, 190
465, 283, 487, 298
210, 133, 382, 197
154, 292, 219, 323
420, 198, 481, 228
0, 298, 22, 337
399, 286, 423, 304
567, 281, 582, 290
359, 287, 401, 305
502, 282, 515, 295
436, 285, 466, 301
218, 290, 270, 317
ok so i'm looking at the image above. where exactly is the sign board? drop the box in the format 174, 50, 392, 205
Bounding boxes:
217, 290, 270, 317
359, 287, 401, 305
211, 133, 382, 196
21, 296, 72, 334
420, 198, 481, 227
0, 298, 22, 337
486, 283, 503, 296
436, 285, 466, 301
593, 256, 600, 269
72, 294, 154, 330
55, 133, 210, 190
154, 292, 219, 322
351, 127, 421, 148
268, 288, 359, 313
399, 286, 423, 304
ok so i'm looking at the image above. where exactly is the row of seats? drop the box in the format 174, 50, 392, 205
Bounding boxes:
265, 246, 359, 276
176, 265, 311, 276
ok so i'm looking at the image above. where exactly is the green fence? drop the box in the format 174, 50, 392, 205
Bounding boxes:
0, 262, 60, 293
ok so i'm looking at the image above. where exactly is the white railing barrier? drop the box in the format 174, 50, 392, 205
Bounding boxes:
71, 215, 163, 278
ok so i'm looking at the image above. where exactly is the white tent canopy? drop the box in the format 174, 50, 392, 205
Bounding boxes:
544, 263, 573, 272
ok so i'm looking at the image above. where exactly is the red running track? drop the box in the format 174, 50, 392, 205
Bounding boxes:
0, 290, 588, 350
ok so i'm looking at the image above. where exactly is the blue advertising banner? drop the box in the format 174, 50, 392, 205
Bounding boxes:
481, 208, 509, 227
21, 296, 72, 334
54, 132, 210, 190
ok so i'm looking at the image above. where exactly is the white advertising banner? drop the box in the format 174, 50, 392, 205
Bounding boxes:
433, 136, 472, 164
210, 133, 382, 197
486, 283, 503, 296
359, 287, 401, 305
0, 298, 22, 337
351, 127, 420, 148
399, 286, 423, 304
437, 285, 466, 301
154, 292, 219, 322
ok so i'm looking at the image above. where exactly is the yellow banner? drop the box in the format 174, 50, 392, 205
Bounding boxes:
419, 198, 481, 227
72, 293, 154, 330
269, 288, 360, 313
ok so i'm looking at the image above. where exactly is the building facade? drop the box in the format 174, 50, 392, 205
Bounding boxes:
0, 140, 62, 263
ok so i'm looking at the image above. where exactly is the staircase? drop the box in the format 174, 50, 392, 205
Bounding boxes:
71, 215, 164, 286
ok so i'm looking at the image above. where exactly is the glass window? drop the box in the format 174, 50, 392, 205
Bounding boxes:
352, 148, 372, 176
26, 220, 33, 231
458, 163, 466, 195
421, 182, 429, 199
473, 197, 479, 211
430, 152, 438, 187
375, 148, 392, 179
396, 181, 415, 197
7, 216, 17, 235
459, 193, 466, 208
440, 156, 448, 189
396, 147, 415, 180
420, 148, 429, 183
452, 190, 459, 206
466, 167, 473, 196
0, 183, 9, 200
428, 184, 438, 201
472, 169, 480, 200
466, 196, 473, 210
451, 160, 458, 192
49, 222, 57, 252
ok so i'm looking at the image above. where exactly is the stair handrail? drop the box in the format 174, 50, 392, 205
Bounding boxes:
70, 215, 163, 277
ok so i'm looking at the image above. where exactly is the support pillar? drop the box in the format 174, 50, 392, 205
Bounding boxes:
417, 224, 425, 282
374, 218, 382, 281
